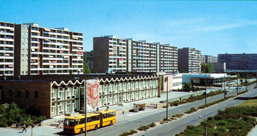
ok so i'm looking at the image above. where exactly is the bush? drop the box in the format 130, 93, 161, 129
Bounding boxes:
137, 125, 150, 131
187, 125, 195, 130
0, 102, 46, 127
217, 126, 227, 132
178, 106, 257, 136
207, 117, 213, 120
185, 107, 197, 114
119, 132, 131, 136
148, 122, 156, 128
130, 130, 137, 134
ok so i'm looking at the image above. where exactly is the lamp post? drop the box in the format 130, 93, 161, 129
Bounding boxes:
165, 76, 168, 120
84, 80, 87, 136
224, 73, 226, 99
246, 76, 248, 91
237, 73, 239, 95
205, 73, 207, 105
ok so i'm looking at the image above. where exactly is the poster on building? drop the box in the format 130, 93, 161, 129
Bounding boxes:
86, 79, 100, 112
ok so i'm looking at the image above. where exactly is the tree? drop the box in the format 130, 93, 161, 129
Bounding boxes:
191, 79, 195, 91
183, 82, 192, 91
179, 68, 187, 73
83, 56, 91, 74
201, 62, 214, 73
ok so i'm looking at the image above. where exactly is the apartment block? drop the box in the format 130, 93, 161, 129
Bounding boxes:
178, 47, 201, 73
218, 53, 257, 70
201, 55, 218, 64
14, 23, 83, 76
0, 21, 15, 76
93, 35, 178, 74
83, 50, 93, 71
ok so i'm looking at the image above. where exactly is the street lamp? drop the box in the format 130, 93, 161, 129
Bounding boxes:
165, 76, 168, 120
199, 116, 207, 136
224, 73, 226, 99
205, 73, 207, 106
237, 73, 239, 95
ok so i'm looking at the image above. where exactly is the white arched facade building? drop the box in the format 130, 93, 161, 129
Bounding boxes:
50, 75, 159, 117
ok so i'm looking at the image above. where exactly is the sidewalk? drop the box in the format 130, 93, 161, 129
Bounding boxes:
247, 118, 257, 136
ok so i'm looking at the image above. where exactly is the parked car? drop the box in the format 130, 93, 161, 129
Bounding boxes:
235, 87, 242, 89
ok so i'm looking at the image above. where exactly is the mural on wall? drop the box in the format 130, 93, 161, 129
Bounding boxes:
86, 79, 100, 111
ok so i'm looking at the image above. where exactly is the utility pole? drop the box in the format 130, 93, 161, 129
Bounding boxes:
84, 80, 87, 136
224, 73, 226, 99
165, 76, 168, 120
246, 74, 248, 91
205, 73, 207, 105
237, 73, 239, 95
255, 68, 257, 87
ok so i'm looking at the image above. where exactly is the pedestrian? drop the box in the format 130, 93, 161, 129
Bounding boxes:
96, 105, 99, 112
106, 103, 109, 111
254, 121, 256, 127
21, 123, 27, 133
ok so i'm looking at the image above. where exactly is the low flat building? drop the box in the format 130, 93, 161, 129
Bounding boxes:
0, 74, 160, 118
181, 73, 230, 86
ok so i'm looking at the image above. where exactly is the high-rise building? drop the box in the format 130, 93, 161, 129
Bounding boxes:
178, 47, 201, 73
218, 53, 257, 70
93, 35, 178, 73
83, 50, 93, 71
0, 21, 15, 76
201, 55, 218, 64
14, 23, 83, 75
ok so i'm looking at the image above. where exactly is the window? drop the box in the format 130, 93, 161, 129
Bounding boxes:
8, 90, 12, 97
35, 91, 38, 97
17, 90, 21, 97
87, 115, 99, 123
26, 91, 29, 98
79, 118, 85, 124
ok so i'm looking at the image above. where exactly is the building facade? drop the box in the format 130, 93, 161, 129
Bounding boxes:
218, 53, 257, 70
93, 35, 178, 74
178, 47, 201, 73
182, 73, 229, 86
83, 50, 93, 71
201, 55, 218, 64
162, 74, 182, 91
0, 74, 159, 118
14, 23, 83, 76
0, 21, 15, 76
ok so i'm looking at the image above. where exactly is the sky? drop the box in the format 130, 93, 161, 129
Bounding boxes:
1, 0, 257, 56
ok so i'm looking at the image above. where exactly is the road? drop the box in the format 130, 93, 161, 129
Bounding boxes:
135, 84, 257, 136
84, 84, 257, 136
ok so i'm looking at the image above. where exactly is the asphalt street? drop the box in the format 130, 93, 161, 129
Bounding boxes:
135, 84, 257, 136
85, 84, 256, 136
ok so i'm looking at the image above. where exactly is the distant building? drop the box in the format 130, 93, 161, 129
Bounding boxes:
0, 21, 15, 76
93, 35, 178, 74
201, 55, 218, 64
178, 47, 201, 73
214, 62, 226, 73
83, 50, 93, 71
218, 53, 257, 70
